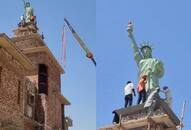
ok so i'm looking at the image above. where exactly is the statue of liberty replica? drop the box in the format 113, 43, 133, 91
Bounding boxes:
127, 22, 164, 98
24, 1, 34, 23
99, 22, 181, 130
16, 0, 38, 34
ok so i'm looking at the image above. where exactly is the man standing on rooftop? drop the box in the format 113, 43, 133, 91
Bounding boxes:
124, 81, 136, 107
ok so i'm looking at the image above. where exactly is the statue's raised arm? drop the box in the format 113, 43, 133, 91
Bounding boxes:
127, 22, 143, 66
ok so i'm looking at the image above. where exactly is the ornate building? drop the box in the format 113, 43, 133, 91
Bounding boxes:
99, 99, 180, 130
0, 2, 72, 130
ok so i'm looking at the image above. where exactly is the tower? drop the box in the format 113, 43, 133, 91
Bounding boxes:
8, 2, 71, 130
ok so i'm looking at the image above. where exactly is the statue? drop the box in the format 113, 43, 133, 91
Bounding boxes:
17, 1, 38, 33
127, 22, 164, 96
24, 2, 34, 23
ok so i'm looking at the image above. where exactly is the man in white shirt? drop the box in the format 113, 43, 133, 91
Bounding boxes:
161, 86, 172, 107
124, 81, 136, 107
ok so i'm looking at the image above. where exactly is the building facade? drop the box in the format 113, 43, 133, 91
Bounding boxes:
0, 10, 72, 130
99, 99, 180, 130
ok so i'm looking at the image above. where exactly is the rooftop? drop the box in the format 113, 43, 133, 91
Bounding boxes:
99, 99, 180, 130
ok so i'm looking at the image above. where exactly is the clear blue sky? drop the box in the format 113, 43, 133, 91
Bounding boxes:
96, 0, 191, 129
0, 1, 96, 130
1, 0, 191, 130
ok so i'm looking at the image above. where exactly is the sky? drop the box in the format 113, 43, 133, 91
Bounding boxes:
1, 0, 191, 130
0, 1, 96, 130
96, 0, 191, 129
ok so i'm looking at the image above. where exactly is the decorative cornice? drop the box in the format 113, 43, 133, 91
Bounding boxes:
0, 33, 35, 71
11, 33, 45, 46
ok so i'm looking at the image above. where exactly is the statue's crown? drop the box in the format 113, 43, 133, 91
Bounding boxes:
140, 43, 152, 50
26, 2, 30, 6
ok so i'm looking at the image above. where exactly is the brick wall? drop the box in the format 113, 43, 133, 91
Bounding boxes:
11, 34, 65, 130
25, 52, 63, 129
11, 34, 44, 50
0, 48, 25, 130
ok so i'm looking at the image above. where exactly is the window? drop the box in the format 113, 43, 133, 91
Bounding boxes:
26, 89, 35, 118
61, 104, 65, 129
17, 80, 21, 104
38, 64, 48, 95
27, 93, 35, 105
0, 66, 2, 87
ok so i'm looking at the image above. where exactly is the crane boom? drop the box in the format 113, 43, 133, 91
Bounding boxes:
64, 18, 96, 66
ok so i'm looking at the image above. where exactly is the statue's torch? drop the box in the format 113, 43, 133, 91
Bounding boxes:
127, 21, 133, 33
127, 21, 134, 38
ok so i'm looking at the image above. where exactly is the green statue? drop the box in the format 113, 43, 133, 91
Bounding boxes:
18, 1, 38, 32
24, 1, 34, 23
127, 22, 164, 95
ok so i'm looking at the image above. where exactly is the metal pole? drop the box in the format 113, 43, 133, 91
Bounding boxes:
180, 100, 186, 130
64, 18, 91, 54
64, 18, 96, 66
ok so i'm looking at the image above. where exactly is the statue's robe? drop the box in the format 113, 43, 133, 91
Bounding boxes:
25, 7, 33, 23
138, 58, 164, 94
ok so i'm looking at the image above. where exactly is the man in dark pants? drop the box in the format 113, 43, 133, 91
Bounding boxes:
124, 81, 136, 107
137, 75, 147, 104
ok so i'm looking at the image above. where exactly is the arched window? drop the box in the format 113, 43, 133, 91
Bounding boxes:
38, 64, 48, 95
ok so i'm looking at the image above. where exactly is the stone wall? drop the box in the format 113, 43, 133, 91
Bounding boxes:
0, 48, 25, 130
11, 34, 44, 50
25, 52, 63, 129
0, 47, 41, 130
10, 34, 65, 129
26, 52, 61, 90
